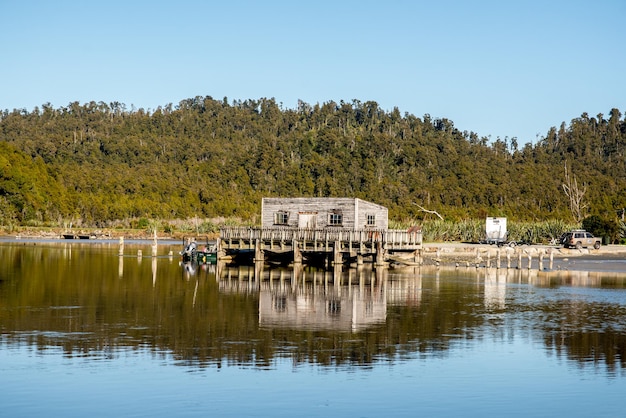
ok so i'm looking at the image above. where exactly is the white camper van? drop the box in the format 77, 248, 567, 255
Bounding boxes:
485, 217, 508, 246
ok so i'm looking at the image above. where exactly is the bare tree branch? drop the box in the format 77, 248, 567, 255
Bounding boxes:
412, 202, 444, 220
562, 161, 588, 223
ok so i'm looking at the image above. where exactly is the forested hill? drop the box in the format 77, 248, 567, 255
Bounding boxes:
1, 97, 625, 227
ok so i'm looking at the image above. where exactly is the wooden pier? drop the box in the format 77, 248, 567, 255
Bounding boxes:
218, 227, 422, 266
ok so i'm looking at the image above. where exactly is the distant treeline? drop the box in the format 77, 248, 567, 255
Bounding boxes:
0, 97, 625, 228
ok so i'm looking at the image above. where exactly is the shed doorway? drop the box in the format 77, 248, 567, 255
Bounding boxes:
298, 212, 317, 228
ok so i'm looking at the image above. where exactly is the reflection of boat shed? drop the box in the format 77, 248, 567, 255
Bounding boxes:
216, 262, 388, 332
219, 197, 422, 266
261, 197, 388, 230
259, 287, 387, 332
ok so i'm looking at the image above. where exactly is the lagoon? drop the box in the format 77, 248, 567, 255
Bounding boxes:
1, 240, 625, 417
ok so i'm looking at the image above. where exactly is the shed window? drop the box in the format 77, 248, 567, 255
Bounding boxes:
274, 211, 289, 225
366, 214, 376, 226
329, 213, 343, 226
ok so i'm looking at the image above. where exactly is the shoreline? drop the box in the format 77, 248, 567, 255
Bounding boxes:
2, 235, 625, 273
0, 227, 217, 241
420, 243, 626, 273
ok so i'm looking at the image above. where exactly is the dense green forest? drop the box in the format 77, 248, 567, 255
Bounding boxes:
1, 97, 625, 230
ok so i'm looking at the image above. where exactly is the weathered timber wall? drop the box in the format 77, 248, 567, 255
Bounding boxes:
261, 197, 388, 230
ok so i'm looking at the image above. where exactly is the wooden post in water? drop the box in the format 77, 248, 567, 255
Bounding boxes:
549, 250, 554, 270
255, 239, 264, 263
293, 240, 302, 264
151, 230, 158, 258
118, 237, 124, 256
216, 237, 224, 261
506, 250, 511, 269
517, 250, 522, 269
414, 249, 422, 265
527, 251, 532, 270
334, 241, 342, 265
496, 249, 501, 269
539, 251, 544, 271
375, 241, 385, 266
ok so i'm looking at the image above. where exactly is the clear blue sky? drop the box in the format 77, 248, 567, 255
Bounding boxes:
1, 0, 624, 145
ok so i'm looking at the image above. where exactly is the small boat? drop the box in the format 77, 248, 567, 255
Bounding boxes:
62, 233, 94, 240
180, 241, 217, 264
196, 250, 217, 264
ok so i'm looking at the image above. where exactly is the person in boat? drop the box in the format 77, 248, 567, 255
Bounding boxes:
181, 240, 197, 256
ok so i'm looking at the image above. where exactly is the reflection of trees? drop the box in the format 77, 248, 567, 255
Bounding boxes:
544, 326, 626, 373
533, 270, 626, 371
0, 247, 485, 367
2, 245, 626, 371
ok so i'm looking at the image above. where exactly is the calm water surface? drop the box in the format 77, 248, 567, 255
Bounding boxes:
1, 240, 625, 417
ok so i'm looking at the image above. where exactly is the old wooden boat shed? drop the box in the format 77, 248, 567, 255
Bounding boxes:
219, 197, 422, 266
261, 197, 388, 230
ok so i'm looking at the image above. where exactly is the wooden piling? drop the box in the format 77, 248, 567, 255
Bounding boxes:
255, 239, 264, 263
414, 249, 422, 265
549, 250, 554, 270
375, 241, 385, 266
333, 241, 341, 265
293, 241, 302, 264
151, 230, 157, 257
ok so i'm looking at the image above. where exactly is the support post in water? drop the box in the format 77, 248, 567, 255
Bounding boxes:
549, 251, 554, 270
152, 230, 158, 258
293, 240, 302, 264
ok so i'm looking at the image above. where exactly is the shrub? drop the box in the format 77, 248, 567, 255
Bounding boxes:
582, 215, 621, 244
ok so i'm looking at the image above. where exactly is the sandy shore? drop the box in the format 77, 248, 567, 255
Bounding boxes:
419, 243, 626, 273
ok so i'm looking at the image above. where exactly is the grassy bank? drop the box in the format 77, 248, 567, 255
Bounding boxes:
1, 217, 588, 245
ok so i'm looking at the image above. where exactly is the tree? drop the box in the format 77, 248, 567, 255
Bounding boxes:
562, 161, 588, 223
582, 215, 620, 244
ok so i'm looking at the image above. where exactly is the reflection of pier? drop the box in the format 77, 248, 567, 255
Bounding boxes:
535, 269, 626, 288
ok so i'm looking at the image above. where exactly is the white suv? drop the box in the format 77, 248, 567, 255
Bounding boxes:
562, 230, 602, 249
